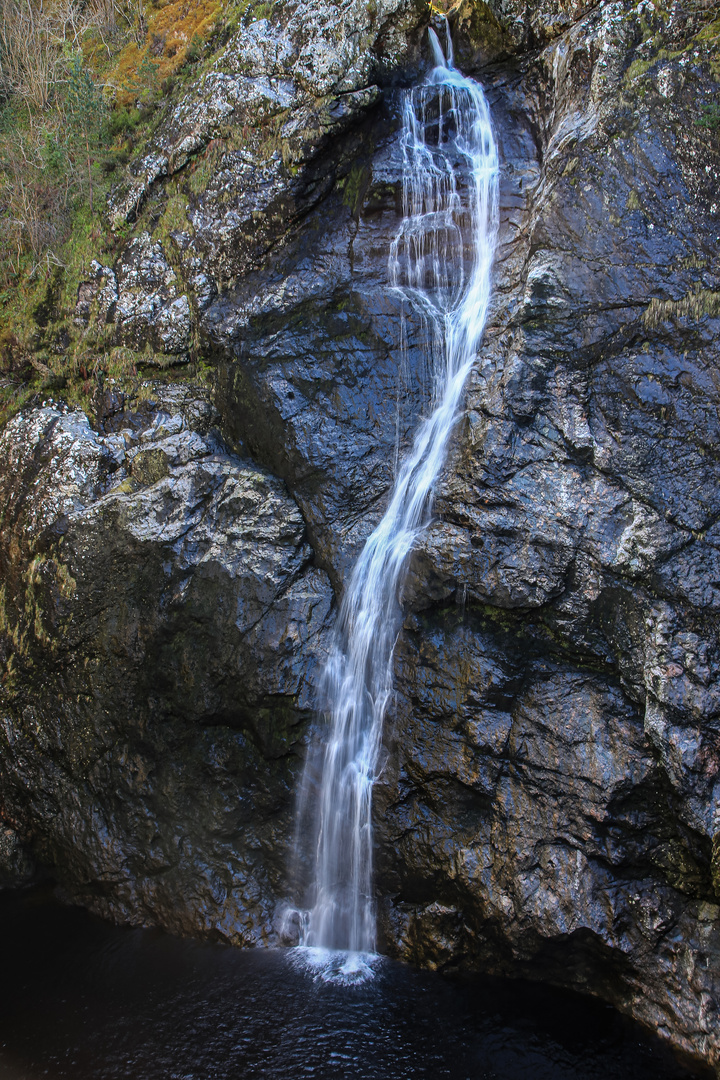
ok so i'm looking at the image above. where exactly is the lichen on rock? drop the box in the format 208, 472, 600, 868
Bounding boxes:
0, 388, 333, 943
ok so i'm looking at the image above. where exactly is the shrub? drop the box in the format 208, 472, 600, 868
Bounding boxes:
104, 104, 142, 138
65, 52, 107, 213
695, 103, 720, 129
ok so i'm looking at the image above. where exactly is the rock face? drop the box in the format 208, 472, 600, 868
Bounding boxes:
0, 389, 332, 940
372, 0, 720, 1069
2, 0, 720, 1073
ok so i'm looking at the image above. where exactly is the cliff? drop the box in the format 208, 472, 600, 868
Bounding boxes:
0, 0, 719, 1071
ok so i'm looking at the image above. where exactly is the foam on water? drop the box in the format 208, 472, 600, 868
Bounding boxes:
291, 946, 382, 985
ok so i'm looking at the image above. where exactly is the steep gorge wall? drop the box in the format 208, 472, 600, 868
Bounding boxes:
1, 0, 720, 1071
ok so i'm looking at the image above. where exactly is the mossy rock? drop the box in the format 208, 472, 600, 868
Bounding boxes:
712, 834, 720, 902
131, 448, 170, 485
447, 0, 515, 68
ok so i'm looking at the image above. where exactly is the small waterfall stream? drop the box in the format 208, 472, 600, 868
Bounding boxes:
296, 26, 499, 978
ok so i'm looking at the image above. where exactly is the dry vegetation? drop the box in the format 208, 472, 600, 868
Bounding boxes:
0, 0, 229, 419
0, 0, 225, 276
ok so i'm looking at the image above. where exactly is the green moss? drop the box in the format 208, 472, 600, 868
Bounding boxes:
680, 254, 707, 270
111, 478, 139, 496
220, 0, 278, 34
155, 193, 192, 242
624, 6, 720, 85
247, 1, 275, 19
61, 206, 106, 313
23, 557, 52, 649
0, 383, 36, 429
188, 153, 215, 195
649, 839, 712, 897
458, 0, 513, 56
130, 447, 170, 485
339, 163, 371, 217
695, 102, 720, 130
697, 14, 720, 48
105, 106, 144, 140
56, 560, 77, 599
644, 288, 720, 327
0, 167, 129, 426
627, 189, 642, 211
624, 57, 654, 83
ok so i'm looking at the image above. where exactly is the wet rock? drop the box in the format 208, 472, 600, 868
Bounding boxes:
378, 614, 720, 1066
0, 826, 36, 890
487, 0, 603, 47
208, 0, 720, 1069
367, 1, 720, 1071
0, 392, 333, 941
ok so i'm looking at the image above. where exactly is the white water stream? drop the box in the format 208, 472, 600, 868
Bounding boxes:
295, 26, 499, 979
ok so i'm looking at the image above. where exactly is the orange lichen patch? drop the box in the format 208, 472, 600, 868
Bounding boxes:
113, 0, 222, 104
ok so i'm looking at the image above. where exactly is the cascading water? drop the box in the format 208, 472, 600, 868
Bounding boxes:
294, 25, 499, 979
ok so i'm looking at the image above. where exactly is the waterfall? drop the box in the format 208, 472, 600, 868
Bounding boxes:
295, 25, 499, 976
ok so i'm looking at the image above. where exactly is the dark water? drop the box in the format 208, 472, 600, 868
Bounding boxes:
0, 890, 710, 1080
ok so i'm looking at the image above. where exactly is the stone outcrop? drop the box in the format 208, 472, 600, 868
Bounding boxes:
2, 0, 720, 1074
0, 388, 332, 939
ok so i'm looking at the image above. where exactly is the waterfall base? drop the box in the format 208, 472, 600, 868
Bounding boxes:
291, 946, 381, 985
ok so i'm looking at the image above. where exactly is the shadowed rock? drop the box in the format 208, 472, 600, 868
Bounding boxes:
0, 389, 332, 942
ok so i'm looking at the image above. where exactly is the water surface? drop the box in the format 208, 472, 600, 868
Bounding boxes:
0, 889, 709, 1080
